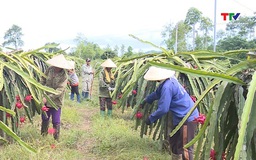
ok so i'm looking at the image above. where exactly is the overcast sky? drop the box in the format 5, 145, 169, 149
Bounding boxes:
0, 0, 255, 52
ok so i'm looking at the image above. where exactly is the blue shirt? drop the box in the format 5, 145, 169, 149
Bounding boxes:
146, 77, 199, 125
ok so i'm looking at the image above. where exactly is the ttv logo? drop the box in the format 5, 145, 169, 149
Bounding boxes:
221, 13, 240, 21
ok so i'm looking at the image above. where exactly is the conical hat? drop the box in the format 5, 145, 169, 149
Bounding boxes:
101, 59, 117, 68
247, 51, 256, 56
46, 54, 73, 69
67, 60, 75, 69
144, 66, 175, 81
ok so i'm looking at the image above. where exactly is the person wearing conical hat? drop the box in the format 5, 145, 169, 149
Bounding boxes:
81, 58, 94, 100
142, 66, 199, 160
40, 54, 72, 141
67, 60, 81, 103
99, 59, 117, 117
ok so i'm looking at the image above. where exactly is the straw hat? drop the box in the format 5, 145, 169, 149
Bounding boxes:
247, 51, 256, 57
67, 60, 75, 69
144, 66, 175, 81
101, 59, 117, 68
46, 54, 73, 69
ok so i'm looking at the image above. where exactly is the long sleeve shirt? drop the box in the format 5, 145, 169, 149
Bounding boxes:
98, 69, 115, 98
81, 64, 94, 81
40, 66, 68, 108
81, 64, 94, 92
145, 77, 199, 125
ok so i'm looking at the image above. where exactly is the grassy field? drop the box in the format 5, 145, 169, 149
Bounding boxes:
0, 79, 171, 160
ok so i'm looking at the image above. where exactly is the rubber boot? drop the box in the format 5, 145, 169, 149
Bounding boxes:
41, 121, 49, 136
100, 110, 105, 117
53, 124, 60, 141
171, 153, 182, 160
107, 110, 112, 118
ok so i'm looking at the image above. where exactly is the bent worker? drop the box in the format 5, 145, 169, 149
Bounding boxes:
143, 66, 199, 160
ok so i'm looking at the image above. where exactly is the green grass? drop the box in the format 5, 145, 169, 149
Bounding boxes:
0, 79, 171, 160
90, 116, 170, 160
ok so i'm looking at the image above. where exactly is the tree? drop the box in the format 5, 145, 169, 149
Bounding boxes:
226, 14, 256, 40
100, 45, 117, 59
101, 50, 117, 59
114, 45, 119, 56
74, 42, 103, 59
72, 33, 104, 59
2, 24, 24, 49
123, 46, 133, 57
120, 44, 125, 56
198, 17, 213, 50
216, 29, 226, 41
184, 7, 202, 50
44, 42, 61, 53
217, 36, 249, 51
161, 20, 189, 52
74, 33, 87, 45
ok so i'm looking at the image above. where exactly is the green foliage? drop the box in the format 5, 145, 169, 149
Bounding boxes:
184, 7, 202, 26
91, 114, 170, 159
112, 35, 256, 159
70, 33, 105, 60
226, 13, 256, 39
0, 48, 85, 152
217, 36, 256, 52
175, 21, 191, 52
123, 46, 133, 58
0, 96, 171, 160
101, 50, 117, 59
44, 42, 61, 53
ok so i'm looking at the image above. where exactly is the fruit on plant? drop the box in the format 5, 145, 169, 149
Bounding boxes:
136, 111, 143, 119
6, 113, 11, 118
15, 95, 20, 101
112, 100, 117, 105
222, 152, 226, 160
24, 95, 32, 102
118, 93, 123, 99
20, 116, 25, 123
132, 90, 137, 95
210, 149, 216, 160
15, 102, 23, 109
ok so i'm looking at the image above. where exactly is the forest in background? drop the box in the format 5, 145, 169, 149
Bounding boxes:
1, 7, 256, 60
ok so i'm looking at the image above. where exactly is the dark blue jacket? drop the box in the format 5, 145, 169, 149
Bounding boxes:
146, 77, 199, 125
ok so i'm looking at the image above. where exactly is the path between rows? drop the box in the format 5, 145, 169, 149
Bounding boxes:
75, 106, 98, 159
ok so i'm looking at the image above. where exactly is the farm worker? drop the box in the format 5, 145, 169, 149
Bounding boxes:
40, 54, 72, 141
67, 60, 81, 103
81, 58, 94, 100
98, 59, 117, 117
142, 66, 199, 160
